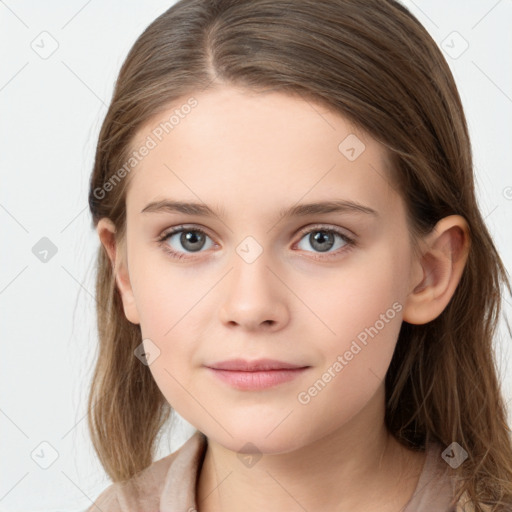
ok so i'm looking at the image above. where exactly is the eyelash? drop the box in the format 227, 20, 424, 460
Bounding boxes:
156, 224, 356, 261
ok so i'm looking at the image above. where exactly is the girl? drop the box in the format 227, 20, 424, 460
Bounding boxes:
86, 1, 512, 511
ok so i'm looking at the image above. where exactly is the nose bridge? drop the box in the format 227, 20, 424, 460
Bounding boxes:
233, 237, 272, 292
230, 234, 276, 302
218, 235, 289, 329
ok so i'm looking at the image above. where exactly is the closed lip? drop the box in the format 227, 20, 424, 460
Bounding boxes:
205, 358, 309, 371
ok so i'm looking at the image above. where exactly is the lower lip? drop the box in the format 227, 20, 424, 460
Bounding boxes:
207, 367, 309, 390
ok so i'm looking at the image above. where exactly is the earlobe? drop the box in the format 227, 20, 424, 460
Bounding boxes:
96, 218, 140, 325
402, 215, 470, 325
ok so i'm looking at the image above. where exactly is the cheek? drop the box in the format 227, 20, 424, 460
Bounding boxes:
129, 258, 211, 397
129, 244, 204, 340
134, 277, 203, 373
299, 243, 408, 396
124, 245, 196, 378
293, 260, 405, 435
303, 244, 408, 349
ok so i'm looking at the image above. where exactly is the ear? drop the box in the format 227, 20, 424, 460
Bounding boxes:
402, 215, 470, 325
96, 218, 140, 325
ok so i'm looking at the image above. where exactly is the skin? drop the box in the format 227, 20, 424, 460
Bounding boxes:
97, 85, 470, 511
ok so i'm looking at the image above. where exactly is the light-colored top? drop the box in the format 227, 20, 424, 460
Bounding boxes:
87, 431, 480, 512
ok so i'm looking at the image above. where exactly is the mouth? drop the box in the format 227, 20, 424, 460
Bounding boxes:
204, 358, 310, 390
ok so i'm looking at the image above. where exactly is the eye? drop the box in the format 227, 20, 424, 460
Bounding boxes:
157, 224, 356, 261
157, 226, 215, 260
295, 225, 355, 259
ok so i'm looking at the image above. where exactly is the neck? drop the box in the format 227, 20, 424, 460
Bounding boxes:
196, 385, 425, 512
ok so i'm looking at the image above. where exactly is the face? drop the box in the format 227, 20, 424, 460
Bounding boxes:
111, 85, 420, 454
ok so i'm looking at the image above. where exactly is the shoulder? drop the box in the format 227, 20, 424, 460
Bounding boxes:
86, 430, 207, 512
85, 454, 176, 512
422, 445, 494, 512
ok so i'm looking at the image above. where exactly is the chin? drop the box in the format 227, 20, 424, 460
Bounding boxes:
202, 420, 310, 455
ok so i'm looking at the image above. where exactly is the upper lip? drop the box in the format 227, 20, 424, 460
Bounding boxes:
205, 358, 308, 371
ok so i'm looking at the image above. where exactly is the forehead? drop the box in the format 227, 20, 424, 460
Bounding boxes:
125, 86, 400, 222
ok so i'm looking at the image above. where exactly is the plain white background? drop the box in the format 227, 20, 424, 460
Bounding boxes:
1, 1, 511, 510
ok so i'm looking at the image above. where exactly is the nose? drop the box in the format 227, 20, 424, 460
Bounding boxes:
218, 250, 290, 332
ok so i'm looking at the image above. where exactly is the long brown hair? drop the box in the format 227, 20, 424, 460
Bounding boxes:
87, 1, 512, 509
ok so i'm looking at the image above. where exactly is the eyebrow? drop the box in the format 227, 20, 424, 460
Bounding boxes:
141, 199, 378, 219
